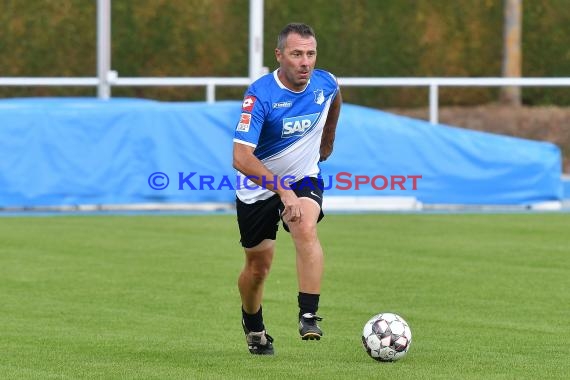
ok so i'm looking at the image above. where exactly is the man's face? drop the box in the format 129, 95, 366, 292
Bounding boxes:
275, 33, 317, 91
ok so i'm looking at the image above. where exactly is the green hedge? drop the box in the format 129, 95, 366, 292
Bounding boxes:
0, 0, 568, 106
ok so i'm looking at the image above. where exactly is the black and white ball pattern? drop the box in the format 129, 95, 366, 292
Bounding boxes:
362, 312, 412, 362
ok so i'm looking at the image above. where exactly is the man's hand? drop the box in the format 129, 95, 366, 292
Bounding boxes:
279, 190, 302, 223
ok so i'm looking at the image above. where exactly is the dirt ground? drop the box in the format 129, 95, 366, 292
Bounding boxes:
388, 105, 570, 174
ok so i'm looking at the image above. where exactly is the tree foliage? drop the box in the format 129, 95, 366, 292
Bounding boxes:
0, 0, 567, 106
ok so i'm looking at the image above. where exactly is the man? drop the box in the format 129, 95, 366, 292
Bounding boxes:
233, 22, 342, 355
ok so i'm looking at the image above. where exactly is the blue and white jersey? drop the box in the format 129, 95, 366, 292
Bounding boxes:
234, 69, 339, 203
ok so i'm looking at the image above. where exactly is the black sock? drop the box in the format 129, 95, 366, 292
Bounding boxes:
298, 292, 320, 319
242, 305, 265, 332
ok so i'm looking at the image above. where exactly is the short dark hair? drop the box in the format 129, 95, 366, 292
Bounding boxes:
277, 23, 316, 51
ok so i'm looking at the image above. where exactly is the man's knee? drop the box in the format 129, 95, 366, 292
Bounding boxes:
244, 240, 275, 283
290, 222, 318, 242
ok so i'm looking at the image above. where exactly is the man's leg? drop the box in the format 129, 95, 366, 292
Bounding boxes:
239, 239, 275, 317
285, 198, 325, 340
288, 199, 323, 294
236, 194, 282, 355
238, 239, 276, 354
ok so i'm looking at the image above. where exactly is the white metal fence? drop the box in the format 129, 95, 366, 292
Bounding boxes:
338, 77, 570, 124
2, 75, 569, 125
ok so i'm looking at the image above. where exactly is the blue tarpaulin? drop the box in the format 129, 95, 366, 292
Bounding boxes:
0, 98, 562, 207
319, 104, 562, 204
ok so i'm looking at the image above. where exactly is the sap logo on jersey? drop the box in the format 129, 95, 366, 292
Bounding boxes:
281, 113, 319, 138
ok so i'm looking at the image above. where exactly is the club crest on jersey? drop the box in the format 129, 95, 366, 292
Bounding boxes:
242, 96, 256, 112
236, 113, 251, 132
281, 113, 319, 138
314, 89, 325, 105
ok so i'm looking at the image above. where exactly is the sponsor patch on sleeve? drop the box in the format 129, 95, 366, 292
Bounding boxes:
242, 96, 256, 112
236, 113, 251, 132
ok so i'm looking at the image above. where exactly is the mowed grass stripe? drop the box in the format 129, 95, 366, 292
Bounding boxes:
0, 213, 568, 379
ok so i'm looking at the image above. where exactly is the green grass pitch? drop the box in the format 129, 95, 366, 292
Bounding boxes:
1, 213, 569, 379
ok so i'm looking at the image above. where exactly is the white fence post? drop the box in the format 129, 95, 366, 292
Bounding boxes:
429, 82, 439, 125
248, 0, 264, 82
97, 0, 111, 99
206, 82, 215, 103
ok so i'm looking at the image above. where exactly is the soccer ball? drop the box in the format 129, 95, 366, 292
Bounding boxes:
362, 312, 412, 362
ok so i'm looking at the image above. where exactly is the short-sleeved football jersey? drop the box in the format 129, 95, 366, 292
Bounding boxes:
234, 69, 339, 204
